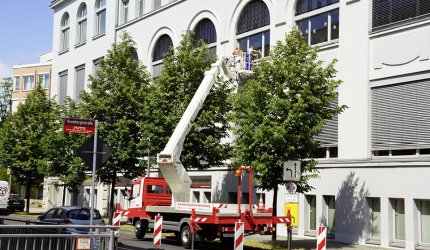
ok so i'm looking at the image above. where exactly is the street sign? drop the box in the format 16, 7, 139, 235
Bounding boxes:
283, 161, 301, 182
64, 118, 95, 135
285, 194, 299, 227
75, 135, 112, 169
286, 182, 297, 194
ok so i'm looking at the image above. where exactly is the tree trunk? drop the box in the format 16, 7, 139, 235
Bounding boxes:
108, 175, 116, 225
271, 186, 278, 243
25, 183, 31, 215
62, 185, 66, 206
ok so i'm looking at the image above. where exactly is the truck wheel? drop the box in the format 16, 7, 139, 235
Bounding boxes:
134, 220, 146, 239
180, 225, 192, 248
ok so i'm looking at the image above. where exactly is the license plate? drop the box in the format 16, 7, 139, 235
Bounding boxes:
13, 202, 20, 204
222, 233, 234, 238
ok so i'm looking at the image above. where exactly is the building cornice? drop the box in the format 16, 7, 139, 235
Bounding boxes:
13, 62, 52, 69
49, 0, 67, 9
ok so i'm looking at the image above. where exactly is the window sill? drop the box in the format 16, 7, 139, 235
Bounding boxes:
22, 89, 34, 92
74, 41, 86, 49
92, 32, 106, 41
370, 17, 430, 39
312, 39, 339, 51
365, 237, 381, 245
58, 49, 69, 55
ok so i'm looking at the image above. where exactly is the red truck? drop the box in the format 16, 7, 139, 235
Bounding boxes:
116, 60, 290, 248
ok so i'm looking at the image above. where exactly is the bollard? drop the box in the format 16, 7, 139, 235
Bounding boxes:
154, 214, 163, 248
317, 226, 327, 250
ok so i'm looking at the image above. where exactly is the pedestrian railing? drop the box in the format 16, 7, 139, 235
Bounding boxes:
0, 221, 119, 250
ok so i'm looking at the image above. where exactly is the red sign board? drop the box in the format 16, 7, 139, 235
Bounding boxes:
64, 118, 95, 135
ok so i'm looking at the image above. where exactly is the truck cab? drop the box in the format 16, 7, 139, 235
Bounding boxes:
128, 177, 172, 209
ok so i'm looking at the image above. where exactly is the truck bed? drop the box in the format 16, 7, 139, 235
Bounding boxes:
146, 205, 273, 218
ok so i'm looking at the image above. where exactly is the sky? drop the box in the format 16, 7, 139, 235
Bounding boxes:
0, 0, 53, 80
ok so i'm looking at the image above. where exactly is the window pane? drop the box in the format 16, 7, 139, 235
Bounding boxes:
264, 31, 270, 56
249, 33, 263, 54
194, 19, 217, 45
370, 198, 381, 237
237, 0, 270, 35
14, 76, 20, 91
97, 10, 106, 34
331, 9, 339, 40
153, 35, 173, 61
394, 199, 405, 240
422, 200, 430, 243
310, 12, 328, 45
325, 196, 336, 234
307, 195, 316, 230
297, 19, 309, 43
373, 0, 391, 28
238, 37, 248, 52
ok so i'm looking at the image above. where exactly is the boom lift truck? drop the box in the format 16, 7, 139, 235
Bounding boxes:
117, 59, 290, 248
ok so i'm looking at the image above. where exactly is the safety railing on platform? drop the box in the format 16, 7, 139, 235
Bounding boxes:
0, 219, 118, 250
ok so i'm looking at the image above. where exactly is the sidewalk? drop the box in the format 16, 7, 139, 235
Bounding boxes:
245, 234, 388, 250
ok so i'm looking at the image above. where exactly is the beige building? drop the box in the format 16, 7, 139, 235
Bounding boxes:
11, 52, 52, 111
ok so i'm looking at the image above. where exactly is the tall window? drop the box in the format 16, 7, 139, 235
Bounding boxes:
13, 76, 20, 91
119, 0, 129, 25
137, 0, 144, 16
77, 3, 87, 44
392, 198, 405, 241
306, 195, 317, 231
367, 198, 381, 239
153, 0, 161, 10
60, 12, 70, 51
194, 18, 217, 54
324, 195, 336, 235
295, 0, 339, 45
59, 70, 68, 105
95, 0, 106, 35
23, 75, 35, 91
152, 34, 173, 77
37, 73, 50, 89
75, 65, 85, 102
237, 0, 271, 59
421, 200, 430, 244
373, 0, 430, 30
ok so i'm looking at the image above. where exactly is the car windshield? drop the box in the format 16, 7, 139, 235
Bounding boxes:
67, 209, 101, 220
9, 194, 22, 200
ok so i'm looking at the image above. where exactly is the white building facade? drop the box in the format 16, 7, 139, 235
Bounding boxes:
49, 0, 430, 248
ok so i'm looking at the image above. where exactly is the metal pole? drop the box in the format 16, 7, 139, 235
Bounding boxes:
108, 227, 115, 250
147, 138, 151, 177
288, 226, 292, 250
90, 120, 98, 228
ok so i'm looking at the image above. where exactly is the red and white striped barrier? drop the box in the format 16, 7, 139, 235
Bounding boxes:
113, 212, 121, 236
317, 226, 327, 250
154, 215, 163, 247
234, 221, 244, 250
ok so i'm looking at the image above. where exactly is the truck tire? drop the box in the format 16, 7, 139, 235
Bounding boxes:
180, 224, 192, 248
134, 219, 146, 239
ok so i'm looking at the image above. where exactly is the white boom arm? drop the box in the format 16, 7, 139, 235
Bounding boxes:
157, 60, 227, 205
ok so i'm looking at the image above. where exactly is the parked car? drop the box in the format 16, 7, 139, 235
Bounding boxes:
36, 206, 105, 233
7, 194, 25, 212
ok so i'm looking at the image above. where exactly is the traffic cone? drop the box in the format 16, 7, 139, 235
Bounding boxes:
257, 194, 265, 213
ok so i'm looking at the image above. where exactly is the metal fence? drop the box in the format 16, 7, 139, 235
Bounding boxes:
0, 218, 118, 250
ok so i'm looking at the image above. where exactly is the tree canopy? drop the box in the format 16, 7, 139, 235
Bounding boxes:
144, 31, 233, 170
0, 84, 58, 213
231, 29, 345, 192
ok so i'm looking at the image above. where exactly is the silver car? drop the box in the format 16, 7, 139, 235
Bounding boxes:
36, 206, 104, 233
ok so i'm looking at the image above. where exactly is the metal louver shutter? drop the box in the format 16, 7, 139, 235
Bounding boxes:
75, 65, 85, 102
59, 70, 68, 105
372, 79, 430, 150
236, 0, 270, 35
315, 97, 338, 147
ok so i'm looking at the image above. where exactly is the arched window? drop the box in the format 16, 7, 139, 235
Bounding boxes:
236, 0, 270, 58
194, 18, 217, 54
295, 0, 339, 45
152, 35, 173, 77
60, 12, 70, 51
95, 0, 106, 35
77, 3, 87, 44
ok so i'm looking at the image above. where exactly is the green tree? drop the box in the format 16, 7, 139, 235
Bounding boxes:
0, 77, 12, 123
80, 32, 152, 223
0, 84, 58, 213
41, 97, 87, 206
230, 29, 345, 241
144, 31, 232, 170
